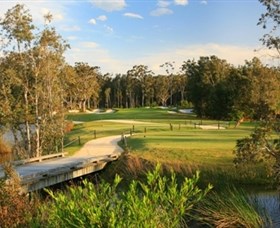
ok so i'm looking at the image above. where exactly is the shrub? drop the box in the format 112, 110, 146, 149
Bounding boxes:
64, 121, 74, 133
0, 163, 35, 228
37, 164, 212, 227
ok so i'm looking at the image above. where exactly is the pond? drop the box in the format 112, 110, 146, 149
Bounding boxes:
250, 190, 280, 227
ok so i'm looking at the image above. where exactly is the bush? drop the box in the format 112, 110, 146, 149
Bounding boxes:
0, 164, 35, 228
64, 121, 74, 133
37, 164, 212, 227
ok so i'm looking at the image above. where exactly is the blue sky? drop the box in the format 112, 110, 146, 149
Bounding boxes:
0, 0, 276, 74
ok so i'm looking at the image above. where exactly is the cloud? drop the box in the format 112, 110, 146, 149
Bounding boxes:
65, 42, 277, 75
121, 43, 273, 75
88, 18, 97, 25
90, 0, 126, 12
104, 25, 114, 33
97, 15, 107, 21
150, 8, 173, 16
174, 0, 188, 6
61, 25, 81, 31
201, 0, 207, 4
157, 0, 171, 8
123, 12, 143, 19
80, 42, 99, 48
66, 36, 78, 41
65, 45, 125, 73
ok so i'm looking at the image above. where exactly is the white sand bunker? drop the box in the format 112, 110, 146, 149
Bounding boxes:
168, 111, 177, 114
178, 109, 193, 114
198, 125, 225, 130
86, 109, 116, 114
101, 120, 155, 125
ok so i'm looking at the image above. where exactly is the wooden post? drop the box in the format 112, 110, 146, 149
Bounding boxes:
132, 125, 135, 132
170, 123, 173, 131
124, 136, 127, 147
78, 136, 81, 145
94, 130, 96, 139
144, 127, 147, 133
121, 132, 124, 143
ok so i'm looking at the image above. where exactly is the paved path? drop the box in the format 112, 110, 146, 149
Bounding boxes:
0, 135, 125, 180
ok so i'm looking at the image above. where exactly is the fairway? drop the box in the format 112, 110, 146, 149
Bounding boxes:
66, 108, 254, 169
65, 108, 275, 187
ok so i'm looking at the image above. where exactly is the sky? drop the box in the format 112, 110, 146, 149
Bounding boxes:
0, 0, 277, 75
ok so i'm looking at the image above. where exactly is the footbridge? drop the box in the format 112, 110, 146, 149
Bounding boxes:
0, 135, 125, 192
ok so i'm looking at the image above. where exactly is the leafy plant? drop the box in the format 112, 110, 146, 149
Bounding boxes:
37, 165, 212, 227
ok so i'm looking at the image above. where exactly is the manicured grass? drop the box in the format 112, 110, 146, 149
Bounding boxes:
64, 108, 271, 186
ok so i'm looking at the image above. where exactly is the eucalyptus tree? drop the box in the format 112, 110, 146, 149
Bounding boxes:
111, 74, 124, 108
0, 5, 69, 158
74, 62, 100, 111
127, 65, 153, 107
160, 62, 175, 106
154, 75, 170, 107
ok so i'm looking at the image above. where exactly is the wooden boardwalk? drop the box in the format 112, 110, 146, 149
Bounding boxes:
0, 135, 125, 192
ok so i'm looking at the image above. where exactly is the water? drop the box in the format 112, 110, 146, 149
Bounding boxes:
250, 191, 280, 227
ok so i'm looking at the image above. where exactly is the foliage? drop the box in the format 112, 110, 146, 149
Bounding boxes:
196, 187, 267, 228
258, 0, 280, 55
37, 165, 212, 227
234, 120, 280, 185
0, 163, 35, 228
0, 4, 68, 158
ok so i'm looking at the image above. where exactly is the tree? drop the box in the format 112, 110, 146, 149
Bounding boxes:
0, 5, 68, 158
154, 75, 170, 107
234, 0, 280, 186
182, 56, 231, 118
258, 0, 280, 56
74, 62, 100, 111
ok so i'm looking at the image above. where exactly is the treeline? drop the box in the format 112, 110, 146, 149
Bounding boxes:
1, 4, 280, 159
64, 56, 280, 121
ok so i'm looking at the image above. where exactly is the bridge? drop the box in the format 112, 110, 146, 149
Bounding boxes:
0, 135, 126, 193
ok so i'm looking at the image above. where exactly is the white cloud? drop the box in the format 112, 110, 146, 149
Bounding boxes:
104, 25, 114, 33
81, 42, 99, 48
123, 12, 143, 19
88, 18, 97, 25
122, 43, 274, 75
90, 0, 126, 12
174, 0, 188, 6
61, 25, 81, 31
157, 0, 171, 8
66, 36, 78, 41
201, 0, 207, 5
65, 45, 125, 73
150, 8, 173, 16
97, 15, 107, 21
65, 43, 277, 75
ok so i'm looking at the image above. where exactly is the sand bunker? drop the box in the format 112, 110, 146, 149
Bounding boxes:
198, 125, 225, 130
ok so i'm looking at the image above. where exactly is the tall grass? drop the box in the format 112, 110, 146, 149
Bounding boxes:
195, 186, 269, 228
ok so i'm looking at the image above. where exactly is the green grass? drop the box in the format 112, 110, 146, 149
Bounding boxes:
64, 108, 271, 186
